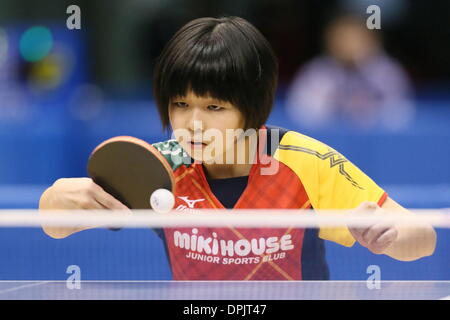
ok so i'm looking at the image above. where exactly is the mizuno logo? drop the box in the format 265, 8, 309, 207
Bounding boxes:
177, 196, 205, 208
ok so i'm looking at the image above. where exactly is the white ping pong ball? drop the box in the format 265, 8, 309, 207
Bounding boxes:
150, 188, 175, 213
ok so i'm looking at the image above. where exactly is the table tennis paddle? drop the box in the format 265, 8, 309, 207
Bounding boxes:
87, 136, 175, 209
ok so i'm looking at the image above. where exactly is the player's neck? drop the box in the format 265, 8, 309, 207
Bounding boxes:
202, 134, 256, 179
202, 162, 252, 180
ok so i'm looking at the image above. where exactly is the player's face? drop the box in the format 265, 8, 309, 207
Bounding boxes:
169, 90, 252, 164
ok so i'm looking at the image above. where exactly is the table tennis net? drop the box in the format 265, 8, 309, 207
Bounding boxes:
0, 209, 449, 282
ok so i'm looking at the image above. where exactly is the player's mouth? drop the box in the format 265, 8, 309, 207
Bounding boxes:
189, 141, 207, 149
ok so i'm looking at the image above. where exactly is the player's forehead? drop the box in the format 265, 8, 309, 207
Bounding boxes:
170, 90, 234, 106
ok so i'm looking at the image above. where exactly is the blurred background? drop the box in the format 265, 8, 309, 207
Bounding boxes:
0, 0, 449, 281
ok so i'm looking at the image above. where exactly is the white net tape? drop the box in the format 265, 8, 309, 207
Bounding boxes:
0, 209, 449, 228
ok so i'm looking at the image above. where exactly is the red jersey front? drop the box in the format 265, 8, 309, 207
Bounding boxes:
152, 125, 387, 280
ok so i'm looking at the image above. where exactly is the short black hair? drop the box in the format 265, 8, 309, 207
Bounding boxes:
153, 16, 278, 131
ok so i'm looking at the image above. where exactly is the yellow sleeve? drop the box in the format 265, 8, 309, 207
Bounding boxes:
274, 131, 387, 247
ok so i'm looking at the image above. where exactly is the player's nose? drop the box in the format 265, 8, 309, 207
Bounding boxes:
186, 109, 205, 133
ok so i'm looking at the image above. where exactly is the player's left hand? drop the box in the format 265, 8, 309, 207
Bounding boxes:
348, 201, 399, 254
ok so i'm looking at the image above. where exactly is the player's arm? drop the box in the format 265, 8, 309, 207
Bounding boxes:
39, 178, 130, 239
349, 198, 437, 261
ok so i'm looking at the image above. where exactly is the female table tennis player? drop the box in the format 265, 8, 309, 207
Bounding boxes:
39, 16, 436, 280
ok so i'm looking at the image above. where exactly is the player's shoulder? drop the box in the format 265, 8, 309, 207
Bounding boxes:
266, 125, 333, 155
152, 139, 181, 152
152, 139, 192, 170
279, 130, 333, 154
269, 125, 344, 176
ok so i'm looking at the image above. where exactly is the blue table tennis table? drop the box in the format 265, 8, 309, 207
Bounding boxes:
0, 281, 449, 300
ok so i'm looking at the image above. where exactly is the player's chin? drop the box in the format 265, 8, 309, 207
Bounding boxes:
190, 153, 220, 164
186, 149, 223, 164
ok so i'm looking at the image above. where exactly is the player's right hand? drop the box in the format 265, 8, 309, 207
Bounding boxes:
39, 177, 129, 210
39, 178, 130, 238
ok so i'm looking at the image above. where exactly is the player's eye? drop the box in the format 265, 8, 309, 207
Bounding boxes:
207, 105, 223, 111
172, 102, 188, 108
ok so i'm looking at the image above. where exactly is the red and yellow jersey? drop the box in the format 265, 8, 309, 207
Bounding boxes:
152, 125, 387, 280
